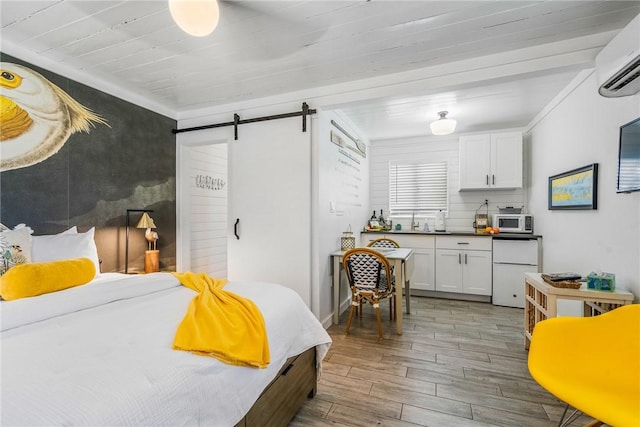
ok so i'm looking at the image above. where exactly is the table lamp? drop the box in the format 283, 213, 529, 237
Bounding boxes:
136, 212, 159, 273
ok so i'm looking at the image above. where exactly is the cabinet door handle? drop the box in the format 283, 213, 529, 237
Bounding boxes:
234, 218, 240, 240
486, 175, 489, 185
457, 242, 469, 245
458, 253, 461, 264
465, 253, 468, 264
281, 363, 294, 376
492, 174, 495, 185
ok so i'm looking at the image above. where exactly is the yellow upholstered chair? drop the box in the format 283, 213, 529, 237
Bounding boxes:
342, 248, 395, 341
527, 304, 640, 427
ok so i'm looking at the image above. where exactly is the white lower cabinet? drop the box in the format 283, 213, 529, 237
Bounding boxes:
361, 233, 492, 296
435, 249, 463, 292
410, 248, 436, 291
391, 235, 435, 291
464, 250, 492, 295
435, 236, 492, 296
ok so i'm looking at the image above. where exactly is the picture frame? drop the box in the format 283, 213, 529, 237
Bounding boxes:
548, 163, 598, 210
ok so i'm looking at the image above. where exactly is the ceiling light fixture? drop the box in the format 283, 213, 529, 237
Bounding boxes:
430, 111, 457, 136
169, 0, 220, 37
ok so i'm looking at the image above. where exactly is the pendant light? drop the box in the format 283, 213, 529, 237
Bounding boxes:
430, 111, 457, 135
169, 0, 220, 37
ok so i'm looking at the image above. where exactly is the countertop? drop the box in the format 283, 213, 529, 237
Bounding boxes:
361, 230, 542, 239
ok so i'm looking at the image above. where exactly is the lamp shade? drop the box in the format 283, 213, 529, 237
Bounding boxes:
136, 212, 156, 229
169, 0, 220, 37
430, 111, 457, 136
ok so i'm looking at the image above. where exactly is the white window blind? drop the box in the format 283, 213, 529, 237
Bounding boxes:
389, 161, 448, 215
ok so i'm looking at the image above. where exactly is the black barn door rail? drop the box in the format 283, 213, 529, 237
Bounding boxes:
172, 102, 316, 140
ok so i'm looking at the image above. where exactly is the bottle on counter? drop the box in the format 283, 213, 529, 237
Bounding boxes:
368, 210, 381, 229
378, 209, 386, 228
435, 210, 446, 232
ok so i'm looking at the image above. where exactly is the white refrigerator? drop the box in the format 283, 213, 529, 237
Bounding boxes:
492, 237, 541, 308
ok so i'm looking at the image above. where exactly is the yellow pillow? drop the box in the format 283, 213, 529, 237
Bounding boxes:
0, 257, 95, 301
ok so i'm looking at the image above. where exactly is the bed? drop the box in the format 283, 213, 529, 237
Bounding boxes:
1, 271, 332, 426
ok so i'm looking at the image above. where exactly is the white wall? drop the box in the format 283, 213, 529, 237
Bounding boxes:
187, 144, 228, 277
527, 71, 640, 299
315, 110, 370, 326
371, 134, 526, 231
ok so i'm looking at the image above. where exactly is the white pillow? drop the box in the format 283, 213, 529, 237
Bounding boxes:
31, 227, 100, 275
60, 226, 78, 234
0, 224, 34, 275
30, 225, 80, 266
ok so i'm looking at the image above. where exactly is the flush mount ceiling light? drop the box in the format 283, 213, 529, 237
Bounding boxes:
430, 111, 457, 136
169, 0, 220, 37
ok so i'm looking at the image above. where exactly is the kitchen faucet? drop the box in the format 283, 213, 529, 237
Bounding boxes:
411, 212, 419, 230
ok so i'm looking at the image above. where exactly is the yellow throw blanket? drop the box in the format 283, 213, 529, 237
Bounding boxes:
172, 272, 270, 368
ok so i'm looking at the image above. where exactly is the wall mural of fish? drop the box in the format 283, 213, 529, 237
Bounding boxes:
0, 62, 109, 171
0, 52, 177, 273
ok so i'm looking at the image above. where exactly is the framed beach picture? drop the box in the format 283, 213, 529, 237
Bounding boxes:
548, 163, 598, 210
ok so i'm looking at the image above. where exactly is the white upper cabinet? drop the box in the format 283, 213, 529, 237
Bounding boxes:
491, 132, 523, 188
459, 131, 523, 190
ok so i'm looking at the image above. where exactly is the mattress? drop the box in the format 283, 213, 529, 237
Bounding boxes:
0, 272, 332, 426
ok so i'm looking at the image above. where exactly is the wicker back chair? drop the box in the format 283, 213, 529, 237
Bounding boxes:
367, 238, 400, 249
367, 238, 399, 316
342, 248, 396, 341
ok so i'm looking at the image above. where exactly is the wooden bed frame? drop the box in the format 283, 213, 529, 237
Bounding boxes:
235, 347, 317, 426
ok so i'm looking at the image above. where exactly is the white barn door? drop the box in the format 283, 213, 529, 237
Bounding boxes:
228, 116, 311, 306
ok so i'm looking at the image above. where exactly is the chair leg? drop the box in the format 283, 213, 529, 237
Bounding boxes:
557, 403, 582, 427
374, 302, 383, 341
345, 298, 357, 335
389, 297, 393, 321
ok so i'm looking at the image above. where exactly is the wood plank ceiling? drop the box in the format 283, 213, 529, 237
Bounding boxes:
2, 1, 639, 138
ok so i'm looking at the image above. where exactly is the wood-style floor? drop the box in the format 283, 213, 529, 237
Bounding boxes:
291, 296, 597, 427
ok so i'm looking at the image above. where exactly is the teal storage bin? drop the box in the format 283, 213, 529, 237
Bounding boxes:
586, 272, 615, 292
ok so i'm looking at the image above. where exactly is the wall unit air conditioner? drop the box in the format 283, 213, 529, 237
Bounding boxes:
596, 14, 640, 98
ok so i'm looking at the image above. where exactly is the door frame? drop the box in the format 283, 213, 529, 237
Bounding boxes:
176, 133, 230, 272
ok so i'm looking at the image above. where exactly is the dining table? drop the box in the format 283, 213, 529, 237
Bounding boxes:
330, 247, 414, 335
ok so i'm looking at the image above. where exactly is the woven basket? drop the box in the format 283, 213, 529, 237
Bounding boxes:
341, 225, 356, 251
541, 274, 582, 289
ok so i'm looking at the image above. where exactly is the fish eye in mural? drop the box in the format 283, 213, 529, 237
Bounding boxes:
0, 62, 109, 172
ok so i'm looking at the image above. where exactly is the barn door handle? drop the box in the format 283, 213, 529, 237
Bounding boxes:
234, 218, 240, 240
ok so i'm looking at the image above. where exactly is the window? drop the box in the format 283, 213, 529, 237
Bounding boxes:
389, 161, 448, 216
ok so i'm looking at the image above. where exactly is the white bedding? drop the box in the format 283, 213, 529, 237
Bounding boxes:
0, 273, 332, 426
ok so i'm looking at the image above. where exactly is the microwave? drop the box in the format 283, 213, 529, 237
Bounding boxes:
493, 214, 533, 233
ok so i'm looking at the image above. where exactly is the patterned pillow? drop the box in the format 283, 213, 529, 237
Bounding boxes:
0, 224, 34, 275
